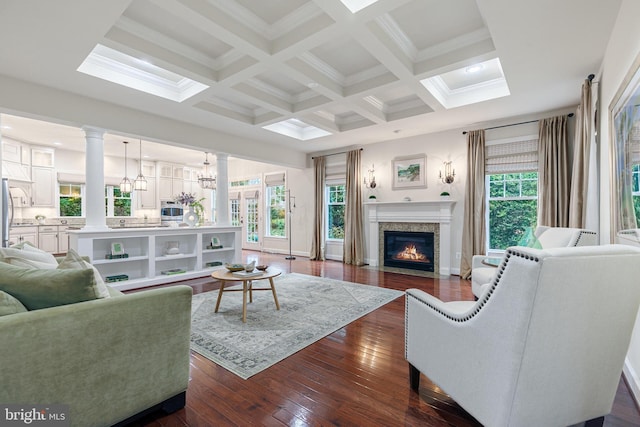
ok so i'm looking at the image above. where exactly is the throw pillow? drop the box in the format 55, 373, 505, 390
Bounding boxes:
517, 227, 543, 249
0, 242, 58, 269
0, 290, 28, 316
0, 262, 102, 310
57, 249, 110, 299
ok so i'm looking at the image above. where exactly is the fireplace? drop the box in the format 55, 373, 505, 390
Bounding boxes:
384, 231, 435, 272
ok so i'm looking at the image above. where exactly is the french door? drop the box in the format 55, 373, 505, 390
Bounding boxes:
237, 190, 261, 251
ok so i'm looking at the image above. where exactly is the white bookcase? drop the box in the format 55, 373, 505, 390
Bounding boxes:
69, 226, 241, 291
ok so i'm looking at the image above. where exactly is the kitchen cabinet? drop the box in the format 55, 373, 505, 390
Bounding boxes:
158, 163, 186, 200
31, 166, 55, 207
31, 147, 54, 167
9, 226, 38, 247
58, 226, 70, 253
137, 162, 157, 209
38, 225, 69, 254
38, 225, 58, 253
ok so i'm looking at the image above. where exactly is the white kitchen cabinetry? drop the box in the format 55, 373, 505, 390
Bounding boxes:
38, 225, 70, 254
69, 226, 241, 291
31, 166, 55, 207
31, 147, 54, 167
137, 161, 157, 209
38, 225, 58, 253
9, 226, 38, 247
158, 163, 187, 200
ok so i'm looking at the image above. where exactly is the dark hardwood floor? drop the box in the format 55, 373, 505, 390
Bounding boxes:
129, 251, 640, 426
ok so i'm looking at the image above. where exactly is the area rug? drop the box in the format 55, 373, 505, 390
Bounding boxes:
190, 272, 403, 379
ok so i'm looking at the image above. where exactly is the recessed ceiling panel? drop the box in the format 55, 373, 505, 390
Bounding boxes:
123, 0, 233, 61
310, 38, 381, 80
235, 0, 309, 25
389, 0, 485, 50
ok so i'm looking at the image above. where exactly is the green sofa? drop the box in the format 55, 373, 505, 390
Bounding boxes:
0, 283, 193, 426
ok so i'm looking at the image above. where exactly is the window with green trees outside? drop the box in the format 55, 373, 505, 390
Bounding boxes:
488, 172, 538, 250
59, 184, 82, 216
327, 184, 345, 240
266, 184, 286, 237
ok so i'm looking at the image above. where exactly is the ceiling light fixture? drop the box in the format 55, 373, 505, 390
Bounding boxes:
465, 64, 484, 74
119, 141, 132, 193
133, 139, 147, 191
198, 152, 216, 189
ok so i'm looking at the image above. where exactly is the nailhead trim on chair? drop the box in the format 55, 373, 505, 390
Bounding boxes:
406, 248, 540, 323
574, 231, 597, 246
405, 248, 540, 358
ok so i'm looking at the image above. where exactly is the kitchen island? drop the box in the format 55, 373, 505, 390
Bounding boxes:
69, 225, 241, 290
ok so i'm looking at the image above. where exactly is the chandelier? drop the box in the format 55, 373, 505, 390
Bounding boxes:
198, 152, 216, 189
119, 141, 132, 193
133, 139, 147, 191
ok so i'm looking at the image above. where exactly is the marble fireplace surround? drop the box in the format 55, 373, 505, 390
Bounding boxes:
364, 201, 456, 276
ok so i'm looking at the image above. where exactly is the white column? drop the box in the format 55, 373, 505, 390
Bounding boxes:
82, 126, 109, 231
215, 153, 230, 226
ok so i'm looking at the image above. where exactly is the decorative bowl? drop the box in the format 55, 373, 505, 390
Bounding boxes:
225, 263, 245, 272
256, 265, 268, 271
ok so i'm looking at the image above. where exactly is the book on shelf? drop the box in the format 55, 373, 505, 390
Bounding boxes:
105, 274, 129, 282
161, 268, 186, 275
232, 270, 263, 278
105, 253, 129, 259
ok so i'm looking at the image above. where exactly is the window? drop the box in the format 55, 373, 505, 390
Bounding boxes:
487, 172, 538, 250
326, 184, 345, 240
266, 184, 285, 237
59, 184, 83, 217
230, 198, 241, 226
105, 186, 132, 217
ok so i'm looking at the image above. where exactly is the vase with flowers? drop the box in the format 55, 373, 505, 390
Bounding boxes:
175, 192, 205, 226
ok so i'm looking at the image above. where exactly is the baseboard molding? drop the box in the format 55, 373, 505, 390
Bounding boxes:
624, 357, 640, 409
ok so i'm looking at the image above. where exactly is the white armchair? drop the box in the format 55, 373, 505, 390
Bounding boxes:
471, 226, 597, 298
406, 245, 640, 427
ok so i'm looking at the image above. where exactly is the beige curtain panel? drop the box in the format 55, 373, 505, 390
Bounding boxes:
460, 130, 486, 280
310, 156, 325, 260
538, 115, 570, 227
568, 79, 593, 228
343, 149, 365, 266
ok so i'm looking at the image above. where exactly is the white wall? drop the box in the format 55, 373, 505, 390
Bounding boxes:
226, 158, 313, 257
598, 0, 640, 404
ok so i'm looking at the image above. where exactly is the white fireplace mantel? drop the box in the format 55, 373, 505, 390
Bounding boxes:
364, 200, 456, 275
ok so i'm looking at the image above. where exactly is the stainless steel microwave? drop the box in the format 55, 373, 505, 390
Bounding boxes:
160, 201, 183, 223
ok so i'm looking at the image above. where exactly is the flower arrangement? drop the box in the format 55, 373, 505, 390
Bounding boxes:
175, 192, 205, 223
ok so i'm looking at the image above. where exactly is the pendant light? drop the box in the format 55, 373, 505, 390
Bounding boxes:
119, 141, 132, 193
133, 139, 147, 191
198, 152, 216, 189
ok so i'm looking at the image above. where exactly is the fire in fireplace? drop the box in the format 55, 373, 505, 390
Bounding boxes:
384, 231, 434, 272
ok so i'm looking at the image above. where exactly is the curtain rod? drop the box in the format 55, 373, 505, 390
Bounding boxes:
462, 113, 574, 135
311, 147, 362, 159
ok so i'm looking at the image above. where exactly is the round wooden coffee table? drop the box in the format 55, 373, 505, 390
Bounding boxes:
211, 269, 281, 323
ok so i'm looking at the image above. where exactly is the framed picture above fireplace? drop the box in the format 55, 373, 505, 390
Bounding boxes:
392, 154, 427, 190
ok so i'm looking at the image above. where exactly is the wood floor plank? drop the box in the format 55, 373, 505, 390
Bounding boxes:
130, 252, 640, 426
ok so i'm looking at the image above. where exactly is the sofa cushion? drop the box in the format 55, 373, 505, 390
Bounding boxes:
0, 242, 58, 269
0, 290, 28, 316
0, 262, 104, 310
57, 249, 110, 299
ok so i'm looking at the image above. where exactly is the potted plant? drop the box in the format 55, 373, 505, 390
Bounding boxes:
368, 194, 377, 201
440, 191, 451, 199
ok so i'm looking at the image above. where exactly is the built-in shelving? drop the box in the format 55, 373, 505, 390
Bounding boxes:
68, 226, 241, 291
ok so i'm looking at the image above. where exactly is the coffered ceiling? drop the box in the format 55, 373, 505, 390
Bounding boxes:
0, 0, 622, 167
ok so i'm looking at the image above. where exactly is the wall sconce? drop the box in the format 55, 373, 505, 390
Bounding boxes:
364, 164, 376, 188
439, 161, 455, 184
